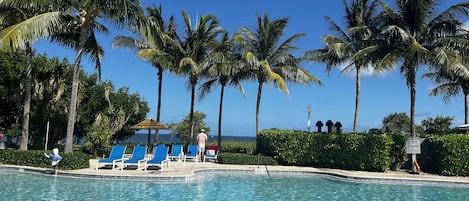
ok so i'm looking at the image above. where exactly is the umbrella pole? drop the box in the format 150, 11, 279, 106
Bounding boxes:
147, 129, 151, 149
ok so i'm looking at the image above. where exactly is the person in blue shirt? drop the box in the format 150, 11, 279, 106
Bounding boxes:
44, 148, 62, 175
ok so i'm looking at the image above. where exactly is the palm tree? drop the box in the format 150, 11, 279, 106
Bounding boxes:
304, 0, 382, 133
1, 0, 144, 153
367, 0, 469, 172
423, 68, 469, 124
56, 1, 143, 153
199, 30, 245, 148
177, 11, 223, 144
237, 14, 321, 137
0, 1, 63, 150
370, 0, 469, 136
113, 5, 178, 144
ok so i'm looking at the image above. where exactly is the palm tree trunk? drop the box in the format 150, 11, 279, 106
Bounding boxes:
465, 93, 468, 124
65, 24, 87, 153
410, 71, 417, 172
19, 42, 32, 150
156, 67, 163, 122
217, 85, 225, 148
410, 79, 416, 137
154, 67, 163, 145
65, 48, 83, 153
464, 93, 468, 134
189, 82, 196, 144
256, 82, 263, 137
353, 67, 361, 133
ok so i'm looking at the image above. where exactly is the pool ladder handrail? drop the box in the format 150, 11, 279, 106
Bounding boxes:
257, 153, 270, 177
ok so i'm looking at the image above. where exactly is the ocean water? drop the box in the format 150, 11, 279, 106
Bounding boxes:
123, 134, 256, 144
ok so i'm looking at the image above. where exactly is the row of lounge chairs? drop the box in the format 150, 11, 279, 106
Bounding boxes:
95, 144, 219, 171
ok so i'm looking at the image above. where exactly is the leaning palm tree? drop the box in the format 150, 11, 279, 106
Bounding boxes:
365, 0, 469, 172
113, 5, 178, 144
199, 30, 245, 148
54, 0, 143, 153
304, 0, 382, 133
0, 1, 63, 150
237, 14, 321, 137
176, 11, 223, 144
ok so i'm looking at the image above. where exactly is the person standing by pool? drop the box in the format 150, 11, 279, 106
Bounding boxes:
44, 148, 62, 176
197, 129, 208, 162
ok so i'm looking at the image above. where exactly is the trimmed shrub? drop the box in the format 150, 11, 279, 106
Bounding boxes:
217, 152, 278, 165
0, 149, 93, 170
389, 134, 407, 170
258, 129, 393, 172
207, 141, 256, 154
420, 134, 469, 176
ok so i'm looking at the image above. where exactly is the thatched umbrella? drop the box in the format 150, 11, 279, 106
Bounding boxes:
130, 118, 168, 148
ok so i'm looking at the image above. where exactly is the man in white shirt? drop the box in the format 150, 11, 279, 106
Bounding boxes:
197, 129, 208, 162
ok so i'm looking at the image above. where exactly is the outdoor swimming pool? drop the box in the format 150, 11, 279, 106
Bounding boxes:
1, 169, 467, 201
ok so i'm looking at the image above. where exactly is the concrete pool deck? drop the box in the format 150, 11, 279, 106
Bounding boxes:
2, 159, 468, 185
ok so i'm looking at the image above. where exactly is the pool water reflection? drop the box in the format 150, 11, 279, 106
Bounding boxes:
0, 169, 467, 201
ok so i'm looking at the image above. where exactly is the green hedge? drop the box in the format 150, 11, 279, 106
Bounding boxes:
0, 149, 93, 170
258, 129, 469, 175
217, 152, 278, 165
199, 141, 256, 154
258, 129, 394, 172
419, 134, 469, 176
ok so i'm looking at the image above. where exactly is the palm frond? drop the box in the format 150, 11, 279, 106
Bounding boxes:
270, 72, 289, 95
277, 65, 322, 86
431, 3, 469, 25
381, 25, 410, 43
178, 57, 198, 75
0, 11, 62, 50
198, 79, 217, 100
429, 82, 460, 103
112, 35, 145, 49
325, 16, 350, 42
409, 40, 429, 63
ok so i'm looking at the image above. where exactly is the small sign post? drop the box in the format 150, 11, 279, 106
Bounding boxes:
406, 137, 421, 154
406, 137, 422, 173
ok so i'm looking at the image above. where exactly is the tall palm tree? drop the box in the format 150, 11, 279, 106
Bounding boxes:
304, 0, 382, 133
370, 0, 469, 136
113, 5, 178, 144
55, 0, 143, 153
1, 0, 144, 153
199, 30, 245, 148
177, 11, 223, 143
0, 1, 63, 150
367, 0, 469, 172
237, 14, 321, 137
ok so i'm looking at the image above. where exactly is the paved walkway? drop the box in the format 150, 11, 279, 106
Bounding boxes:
2, 159, 468, 185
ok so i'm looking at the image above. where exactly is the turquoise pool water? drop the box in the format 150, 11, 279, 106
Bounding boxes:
1, 169, 467, 201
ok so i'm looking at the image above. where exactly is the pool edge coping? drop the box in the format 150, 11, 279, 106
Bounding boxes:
1, 164, 468, 185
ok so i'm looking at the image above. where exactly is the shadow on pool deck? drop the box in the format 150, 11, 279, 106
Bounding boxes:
1, 159, 468, 184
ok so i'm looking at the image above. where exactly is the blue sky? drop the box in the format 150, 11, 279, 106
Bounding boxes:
34, 0, 469, 137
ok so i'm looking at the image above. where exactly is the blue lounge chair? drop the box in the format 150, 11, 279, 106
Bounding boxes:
121, 145, 147, 170
144, 144, 170, 171
96, 145, 126, 170
184, 144, 199, 162
168, 144, 184, 161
